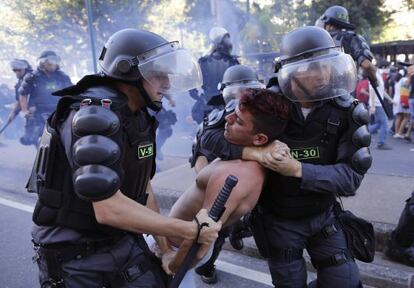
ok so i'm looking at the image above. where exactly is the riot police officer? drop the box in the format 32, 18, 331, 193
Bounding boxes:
19, 50, 72, 146
189, 27, 240, 124
191, 64, 265, 284
28, 28, 221, 288
316, 5, 378, 87
199, 27, 372, 287
7, 59, 33, 123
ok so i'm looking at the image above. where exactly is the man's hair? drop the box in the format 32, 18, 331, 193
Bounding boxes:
239, 88, 290, 141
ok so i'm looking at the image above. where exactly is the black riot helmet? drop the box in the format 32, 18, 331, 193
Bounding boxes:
317, 5, 355, 30
99, 28, 202, 110
218, 65, 264, 104
276, 26, 357, 103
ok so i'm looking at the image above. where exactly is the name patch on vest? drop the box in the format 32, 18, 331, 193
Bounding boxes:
138, 143, 154, 159
290, 147, 320, 160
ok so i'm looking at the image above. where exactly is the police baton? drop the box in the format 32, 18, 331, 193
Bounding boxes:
370, 81, 393, 120
168, 175, 238, 288
0, 118, 12, 135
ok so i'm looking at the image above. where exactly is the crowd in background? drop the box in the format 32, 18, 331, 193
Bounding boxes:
356, 58, 414, 150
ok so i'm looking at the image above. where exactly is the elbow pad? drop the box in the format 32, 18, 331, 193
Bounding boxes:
350, 103, 372, 174
71, 105, 123, 201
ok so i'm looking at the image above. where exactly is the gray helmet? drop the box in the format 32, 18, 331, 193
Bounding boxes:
218, 65, 264, 103
318, 5, 355, 30
276, 26, 356, 102
10, 59, 30, 70
38, 50, 61, 64
209, 26, 232, 54
98, 28, 201, 95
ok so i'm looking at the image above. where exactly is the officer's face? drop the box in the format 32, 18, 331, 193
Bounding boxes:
224, 105, 256, 146
43, 61, 58, 73
12, 68, 26, 79
144, 71, 171, 102
291, 64, 331, 98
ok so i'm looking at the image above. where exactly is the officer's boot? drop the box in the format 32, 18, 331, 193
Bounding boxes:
229, 214, 253, 250
385, 192, 414, 266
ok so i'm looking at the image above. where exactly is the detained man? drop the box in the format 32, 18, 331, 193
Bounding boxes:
163, 88, 290, 275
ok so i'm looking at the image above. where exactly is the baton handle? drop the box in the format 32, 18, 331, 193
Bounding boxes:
370, 81, 393, 120
168, 175, 238, 288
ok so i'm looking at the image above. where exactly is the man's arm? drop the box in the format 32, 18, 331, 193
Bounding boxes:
18, 72, 34, 116
145, 181, 173, 256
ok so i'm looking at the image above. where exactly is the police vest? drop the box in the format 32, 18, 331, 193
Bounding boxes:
30, 85, 157, 236
199, 52, 239, 99
259, 101, 349, 219
29, 70, 70, 113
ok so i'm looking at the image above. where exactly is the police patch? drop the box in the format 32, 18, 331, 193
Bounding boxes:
137, 143, 154, 159
290, 147, 320, 160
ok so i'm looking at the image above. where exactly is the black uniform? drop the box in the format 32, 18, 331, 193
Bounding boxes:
329, 29, 374, 68
199, 94, 371, 287
18, 68, 72, 146
29, 76, 168, 287
190, 50, 239, 123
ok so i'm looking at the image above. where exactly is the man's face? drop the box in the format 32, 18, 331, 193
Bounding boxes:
13, 68, 26, 79
143, 71, 171, 102
291, 64, 331, 99
224, 105, 256, 146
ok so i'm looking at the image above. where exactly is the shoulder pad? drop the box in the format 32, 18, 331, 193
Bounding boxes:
352, 102, 369, 126
205, 108, 225, 129
351, 147, 372, 174
81, 86, 126, 106
73, 164, 120, 201
199, 56, 208, 63
73, 135, 121, 167
332, 92, 354, 109
24, 72, 35, 82
72, 105, 121, 137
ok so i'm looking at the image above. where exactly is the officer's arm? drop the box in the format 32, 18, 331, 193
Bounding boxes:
200, 127, 243, 160
350, 34, 377, 86
18, 73, 34, 114
299, 103, 372, 196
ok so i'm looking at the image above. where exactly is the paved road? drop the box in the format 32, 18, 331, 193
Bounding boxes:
0, 188, 294, 288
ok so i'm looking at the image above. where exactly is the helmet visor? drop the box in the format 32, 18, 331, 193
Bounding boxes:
38, 54, 61, 66
222, 82, 265, 103
278, 51, 356, 102
138, 45, 202, 95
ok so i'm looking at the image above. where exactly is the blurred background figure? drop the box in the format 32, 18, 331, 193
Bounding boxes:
8, 59, 32, 124
154, 95, 178, 161
189, 27, 239, 124
18, 50, 72, 147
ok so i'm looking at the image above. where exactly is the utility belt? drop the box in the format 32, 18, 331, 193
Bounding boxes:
33, 233, 170, 288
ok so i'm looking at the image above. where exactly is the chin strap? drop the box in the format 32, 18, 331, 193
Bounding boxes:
135, 79, 163, 112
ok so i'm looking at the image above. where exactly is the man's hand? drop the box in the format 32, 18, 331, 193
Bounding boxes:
262, 151, 302, 178
194, 208, 221, 245
161, 249, 176, 275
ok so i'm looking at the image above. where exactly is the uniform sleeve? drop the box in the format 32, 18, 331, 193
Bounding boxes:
300, 103, 371, 196
200, 127, 243, 160
300, 162, 363, 196
348, 34, 374, 66
18, 72, 35, 96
